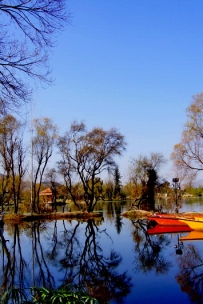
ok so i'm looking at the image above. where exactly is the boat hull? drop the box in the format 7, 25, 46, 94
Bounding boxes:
177, 218, 203, 230
147, 214, 189, 226
147, 214, 203, 231
147, 225, 192, 235
180, 230, 203, 241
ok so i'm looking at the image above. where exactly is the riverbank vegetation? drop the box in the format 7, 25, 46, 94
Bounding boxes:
0, 113, 177, 218
0, 113, 202, 221
1, 285, 99, 304
0, 116, 127, 216
1, 101, 203, 220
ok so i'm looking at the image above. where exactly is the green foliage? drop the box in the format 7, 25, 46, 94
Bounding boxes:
121, 182, 134, 198
31, 286, 99, 304
184, 186, 203, 197
113, 166, 122, 198
1, 285, 100, 304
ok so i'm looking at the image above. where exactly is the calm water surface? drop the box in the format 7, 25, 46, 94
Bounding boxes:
1, 198, 203, 303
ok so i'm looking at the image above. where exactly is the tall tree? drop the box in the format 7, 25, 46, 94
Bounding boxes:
0, 0, 68, 113
129, 152, 166, 210
171, 93, 203, 182
113, 166, 122, 198
45, 168, 59, 204
0, 115, 27, 213
57, 122, 126, 212
32, 117, 58, 212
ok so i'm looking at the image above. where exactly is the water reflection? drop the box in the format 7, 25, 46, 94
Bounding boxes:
0, 218, 132, 303
131, 219, 172, 274
49, 218, 132, 303
1, 198, 203, 303
146, 228, 203, 304
0, 226, 11, 293
176, 242, 203, 303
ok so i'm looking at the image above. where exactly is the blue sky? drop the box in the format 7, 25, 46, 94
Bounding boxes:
32, 0, 203, 183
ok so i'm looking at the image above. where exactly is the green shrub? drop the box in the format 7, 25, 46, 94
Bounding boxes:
1, 285, 100, 304
32, 286, 99, 304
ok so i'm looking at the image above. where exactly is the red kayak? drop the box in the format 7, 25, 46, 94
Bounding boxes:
147, 214, 190, 226
147, 224, 192, 235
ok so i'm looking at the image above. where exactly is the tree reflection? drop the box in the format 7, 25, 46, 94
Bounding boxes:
106, 201, 124, 234
131, 219, 172, 274
0, 219, 132, 304
176, 243, 203, 303
114, 202, 124, 234
32, 221, 55, 288
0, 221, 58, 303
54, 219, 132, 303
0, 226, 12, 295
0, 224, 31, 302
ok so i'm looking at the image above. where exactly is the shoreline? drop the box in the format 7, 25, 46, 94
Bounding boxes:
3, 211, 103, 223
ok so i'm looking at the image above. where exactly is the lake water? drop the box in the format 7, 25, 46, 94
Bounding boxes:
1, 198, 203, 303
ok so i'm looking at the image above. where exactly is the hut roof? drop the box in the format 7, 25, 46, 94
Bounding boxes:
39, 187, 52, 196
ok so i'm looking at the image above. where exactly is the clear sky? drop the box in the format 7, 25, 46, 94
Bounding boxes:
32, 0, 203, 183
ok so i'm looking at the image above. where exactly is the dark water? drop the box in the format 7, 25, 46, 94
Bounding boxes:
1, 198, 203, 303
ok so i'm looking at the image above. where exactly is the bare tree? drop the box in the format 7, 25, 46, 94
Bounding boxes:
171, 93, 203, 183
57, 122, 126, 212
0, 115, 27, 213
0, 0, 68, 113
32, 117, 58, 212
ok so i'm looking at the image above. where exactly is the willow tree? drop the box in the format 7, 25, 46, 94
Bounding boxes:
171, 93, 203, 184
0, 0, 68, 114
57, 122, 126, 212
32, 117, 58, 213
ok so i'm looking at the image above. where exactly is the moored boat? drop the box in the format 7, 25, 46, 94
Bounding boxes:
147, 213, 203, 231
147, 214, 189, 226
180, 230, 203, 241
147, 224, 192, 235
177, 217, 203, 230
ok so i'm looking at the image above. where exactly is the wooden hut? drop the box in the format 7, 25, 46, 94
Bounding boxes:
39, 187, 53, 203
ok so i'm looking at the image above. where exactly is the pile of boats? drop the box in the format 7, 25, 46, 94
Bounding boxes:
147, 212, 203, 235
